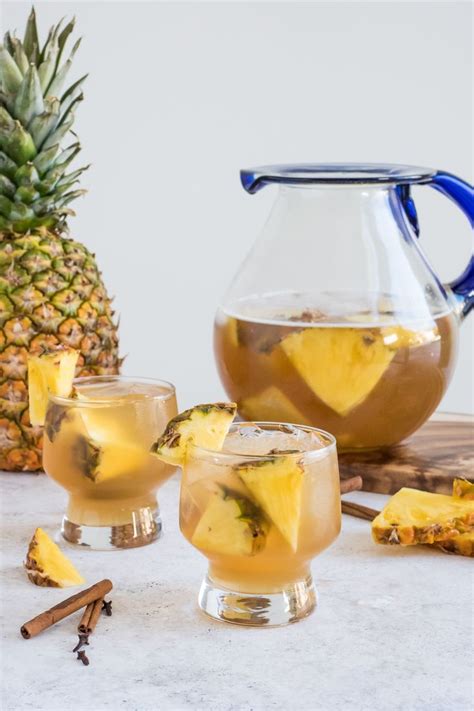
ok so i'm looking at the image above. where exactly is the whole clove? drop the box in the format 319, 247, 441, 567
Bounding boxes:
77, 650, 89, 666
72, 634, 89, 653
102, 600, 112, 617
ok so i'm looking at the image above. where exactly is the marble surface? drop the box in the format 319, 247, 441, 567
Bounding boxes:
0, 472, 472, 711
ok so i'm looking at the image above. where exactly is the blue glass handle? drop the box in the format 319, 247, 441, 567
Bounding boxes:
426, 172, 474, 318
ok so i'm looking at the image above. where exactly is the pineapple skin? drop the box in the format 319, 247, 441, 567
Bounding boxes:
0, 230, 120, 471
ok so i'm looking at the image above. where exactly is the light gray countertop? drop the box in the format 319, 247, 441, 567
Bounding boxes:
0, 472, 472, 711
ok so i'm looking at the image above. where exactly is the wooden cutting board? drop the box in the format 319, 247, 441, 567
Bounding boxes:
339, 413, 474, 495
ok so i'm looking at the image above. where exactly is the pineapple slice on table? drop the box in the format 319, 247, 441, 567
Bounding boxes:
150, 403, 237, 466
73, 434, 148, 484
236, 455, 304, 552
27, 348, 79, 426
453, 478, 474, 500
24, 528, 84, 587
372, 488, 474, 546
192, 486, 268, 556
280, 327, 397, 416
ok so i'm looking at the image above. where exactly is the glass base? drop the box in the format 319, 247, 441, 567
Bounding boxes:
198, 574, 316, 627
61, 506, 162, 550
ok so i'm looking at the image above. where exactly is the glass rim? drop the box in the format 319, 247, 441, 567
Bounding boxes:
190, 421, 337, 462
49, 375, 176, 407
241, 163, 436, 192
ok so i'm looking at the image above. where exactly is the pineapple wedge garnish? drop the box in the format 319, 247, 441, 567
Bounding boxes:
372, 488, 474, 546
27, 347, 79, 426
73, 434, 148, 483
192, 487, 268, 556
24, 528, 85, 587
280, 328, 397, 416
151, 403, 237, 466
453, 478, 474, 500
236, 456, 304, 552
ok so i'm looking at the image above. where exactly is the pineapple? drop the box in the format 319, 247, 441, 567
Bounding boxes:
240, 386, 308, 425
280, 328, 397, 416
0, 9, 120, 471
279, 324, 433, 417
27, 346, 78, 425
453, 478, 474, 500
24, 526, 84, 587
151, 403, 237, 466
236, 455, 304, 551
73, 433, 148, 483
436, 532, 474, 558
372, 488, 474, 546
192, 486, 268, 556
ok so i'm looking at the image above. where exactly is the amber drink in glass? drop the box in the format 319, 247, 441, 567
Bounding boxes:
43, 376, 177, 549
180, 422, 340, 626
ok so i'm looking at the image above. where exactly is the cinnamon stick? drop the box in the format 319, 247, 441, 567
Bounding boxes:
21, 579, 113, 639
340, 476, 363, 495
78, 602, 94, 634
85, 597, 103, 634
341, 500, 379, 521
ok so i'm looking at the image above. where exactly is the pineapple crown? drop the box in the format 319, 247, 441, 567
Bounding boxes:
0, 6, 88, 235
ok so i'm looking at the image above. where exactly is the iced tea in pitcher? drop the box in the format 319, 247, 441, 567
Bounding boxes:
214, 163, 472, 448
215, 294, 458, 449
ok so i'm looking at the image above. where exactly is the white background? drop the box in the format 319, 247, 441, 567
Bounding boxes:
3, 1, 473, 413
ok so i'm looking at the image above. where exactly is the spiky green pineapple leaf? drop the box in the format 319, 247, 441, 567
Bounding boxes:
23, 7, 40, 64
28, 97, 60, 147
0, 46, 23, 93
11, 38, 29, 75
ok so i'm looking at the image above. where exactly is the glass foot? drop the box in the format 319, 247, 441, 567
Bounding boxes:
61, 506, 162, 550
198, 575, 316, 626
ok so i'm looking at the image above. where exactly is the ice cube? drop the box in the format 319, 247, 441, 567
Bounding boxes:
223, 424, 326, 457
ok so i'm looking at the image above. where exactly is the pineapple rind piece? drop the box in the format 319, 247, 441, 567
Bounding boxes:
372, 488, 474, 546
73, 434, 148, 483
453, 478, 474, 500
191, 486, 268, 556
280, 327, 396, 416
436, 531, 474, 558
236, 456, 304, 552
150, 403, 237, 466
24, 527, 85, 587
27, 347, 79, 426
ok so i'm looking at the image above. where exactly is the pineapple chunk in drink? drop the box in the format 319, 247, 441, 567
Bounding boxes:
191, 486, 268, 556
27, 348, 79, 426
236, 455, 304, 552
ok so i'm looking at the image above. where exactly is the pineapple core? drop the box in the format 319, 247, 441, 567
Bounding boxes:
24, 527, 84, 587
27, 348, 79, 426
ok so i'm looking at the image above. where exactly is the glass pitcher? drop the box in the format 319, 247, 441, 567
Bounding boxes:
214, 164, 473, 450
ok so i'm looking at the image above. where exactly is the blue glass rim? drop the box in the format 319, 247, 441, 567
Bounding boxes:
241, 163, 437, 193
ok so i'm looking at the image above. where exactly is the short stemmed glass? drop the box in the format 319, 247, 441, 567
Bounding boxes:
42, 376, 177, 549
179, 421, 340, 626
